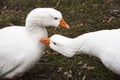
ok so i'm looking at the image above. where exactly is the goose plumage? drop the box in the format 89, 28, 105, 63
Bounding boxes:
0, 8, 69, 79
40, 28, 120, 75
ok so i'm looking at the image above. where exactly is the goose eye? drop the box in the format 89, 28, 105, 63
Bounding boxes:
53, 42, 57, 45
54, 18, 58, 20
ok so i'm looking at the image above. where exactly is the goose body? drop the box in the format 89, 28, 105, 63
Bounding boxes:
41, 28, 120, 75
0, 26, 46, 78
0, 8, 69, 79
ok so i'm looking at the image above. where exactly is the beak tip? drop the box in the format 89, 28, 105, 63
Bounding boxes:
40, 38, 44, 43
60, 19, 70, 29
66, 25, 70, 29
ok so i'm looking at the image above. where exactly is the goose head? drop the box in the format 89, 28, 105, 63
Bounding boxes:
25, 8, 69, 29
40, 34, 75, 57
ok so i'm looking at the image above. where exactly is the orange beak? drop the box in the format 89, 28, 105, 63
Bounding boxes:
59, 18, 69, 29
40, 38, 50, 46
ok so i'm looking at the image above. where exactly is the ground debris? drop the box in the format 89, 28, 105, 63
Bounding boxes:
64, 70, 72, 78
81, 63, 95, 70
82, 75, 86, 80
57, 67, 63, 72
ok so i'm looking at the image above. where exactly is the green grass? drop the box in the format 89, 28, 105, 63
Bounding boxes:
0, 0, 120, 80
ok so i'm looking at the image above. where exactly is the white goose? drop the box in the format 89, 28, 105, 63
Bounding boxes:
0, 8, 69, 79
40, 29, 120, 75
